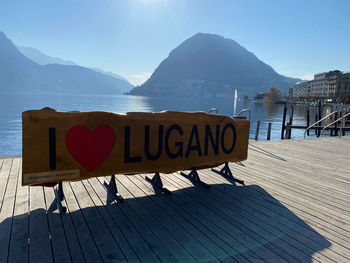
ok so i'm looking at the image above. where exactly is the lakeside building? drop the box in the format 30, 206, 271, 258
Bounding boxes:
337, 73, 350, 98
293, 81, 310, 98
293, 70, 350, 100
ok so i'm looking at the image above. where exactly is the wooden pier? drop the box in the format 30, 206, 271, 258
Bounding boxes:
1, 137, 350, 262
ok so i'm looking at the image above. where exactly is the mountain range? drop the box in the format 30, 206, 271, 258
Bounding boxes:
17, 46, 130, 82
0, 31, 133, 95
129, 33, 300, 97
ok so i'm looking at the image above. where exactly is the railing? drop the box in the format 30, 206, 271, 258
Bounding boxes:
208, 108, 251, 122
321, 112, 350, 137
235, 109, 251, 122
208, 108, 219, 114
304, 111, 337, 138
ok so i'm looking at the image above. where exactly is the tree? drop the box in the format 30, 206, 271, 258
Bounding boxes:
264, 86, 281, 102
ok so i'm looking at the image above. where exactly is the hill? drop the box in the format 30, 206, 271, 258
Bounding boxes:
129, 33, 300, 97
0, 31, 133, 95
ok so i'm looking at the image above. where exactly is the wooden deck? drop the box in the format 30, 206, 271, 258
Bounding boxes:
0, 137, 350, 263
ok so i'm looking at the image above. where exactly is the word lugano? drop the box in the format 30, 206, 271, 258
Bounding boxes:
123, 122, 237, 163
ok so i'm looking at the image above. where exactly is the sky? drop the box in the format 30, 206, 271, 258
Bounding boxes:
0, 0, 349, 85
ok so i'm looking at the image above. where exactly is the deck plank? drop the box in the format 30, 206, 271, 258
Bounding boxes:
196, 170, 348, 262
8, 158, 29, 263
0, 158, 18, 263
62, 182, 102, 263
29, 185, 53, 263
1, 136, 350, 262
117, 174, 219, 262
69, 180, 126, 262
91, 176, 161, 263
81, 179, 140, 263
43, 186, 71, 263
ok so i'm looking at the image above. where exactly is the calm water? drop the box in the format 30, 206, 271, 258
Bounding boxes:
0, 93, 331, 156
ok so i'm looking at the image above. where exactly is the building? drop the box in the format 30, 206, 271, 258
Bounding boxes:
337, 73, 350, 98
326, 70, 342, 97
310, 73, 328, 98
293, 70, 350, 100
293, 81, 311, 98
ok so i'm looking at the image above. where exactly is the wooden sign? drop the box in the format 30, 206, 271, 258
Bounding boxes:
22, 108, 250, 186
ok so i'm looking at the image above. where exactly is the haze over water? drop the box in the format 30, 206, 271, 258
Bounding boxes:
0, 93, 328, 156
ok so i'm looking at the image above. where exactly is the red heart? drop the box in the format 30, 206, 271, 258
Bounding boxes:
65, 125, 115, 171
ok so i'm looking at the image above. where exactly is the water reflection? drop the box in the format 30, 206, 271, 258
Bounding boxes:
263, 102, 281, 116
0, 93, 342, 155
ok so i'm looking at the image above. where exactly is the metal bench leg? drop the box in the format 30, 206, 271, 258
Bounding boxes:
104, 175, 124, 202
54, 182, 67, 213
146, 172, 171, 195
212, 162, 245, 185
181, 168, 210, 188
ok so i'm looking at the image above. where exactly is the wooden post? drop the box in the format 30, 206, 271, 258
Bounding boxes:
267, 122, 272, 140
317, 101, 322, 137
289, 105, 294, 138
334, 112, 338, 136
255, 121, 260, 141
281, 104, 287, 139
286, 123, 291, 139
306, 109, 310, 136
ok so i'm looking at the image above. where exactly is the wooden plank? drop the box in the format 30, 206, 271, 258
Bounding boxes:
133, 173, 253, 263
0, 159, 13, 212
151, 173, 269, 263
162, 172, 303, 263
8, 158, 29, 263
59, 197, 86, 263
205, 166, 350, 244
196, 170, 346, 262
29, 185, 53, 263
81, 179, 140, 263
62, 182, 102, 263
228, 167, 350, 245
250, 140, 350, 178
240, 155, 350, 212
90, 177, 161, 262
43, 186, 71, 262
250, 141, 350, 177
242, 153, 350, 207
233, 163, 350, 227
69, 180, 126, 262
248, 143, 350, 188
97, 176, 178, 262
0, 158, 18, 263
197, 168, 350, 261
116, 174, 220, 262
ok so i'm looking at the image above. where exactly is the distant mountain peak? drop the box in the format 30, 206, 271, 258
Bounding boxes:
129, 32, 299, 97
17, 46, 77, 66
0, 31, 133, 94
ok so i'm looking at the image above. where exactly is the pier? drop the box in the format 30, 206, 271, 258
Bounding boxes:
0, 137, 350, 262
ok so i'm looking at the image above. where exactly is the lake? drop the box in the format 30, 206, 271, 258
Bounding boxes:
0, 93, 332, 156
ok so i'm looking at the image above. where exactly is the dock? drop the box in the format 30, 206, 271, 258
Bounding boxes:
1, 137, 350, 262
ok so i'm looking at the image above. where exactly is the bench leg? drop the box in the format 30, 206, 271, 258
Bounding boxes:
104, 175, 124, 202
212, 162, 245, 185
146, 173, 171, 195
180, 168, 210, 188
54, 182, 67, 213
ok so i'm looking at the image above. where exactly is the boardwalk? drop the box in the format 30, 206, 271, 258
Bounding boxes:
0, 137, 350, 262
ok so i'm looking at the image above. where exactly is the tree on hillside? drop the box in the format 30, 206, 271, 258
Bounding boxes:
264, 86, 281, 102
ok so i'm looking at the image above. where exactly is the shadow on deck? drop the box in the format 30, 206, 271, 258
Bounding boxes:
1, 182, 331, 263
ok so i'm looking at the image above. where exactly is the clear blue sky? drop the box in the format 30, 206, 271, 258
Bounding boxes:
1, 0, 349, 85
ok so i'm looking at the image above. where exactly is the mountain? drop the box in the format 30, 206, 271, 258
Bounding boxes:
0, 31, 133, 94
17, 45, 133, 90
17, 46, 77, 66
129, 33, 300, 97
